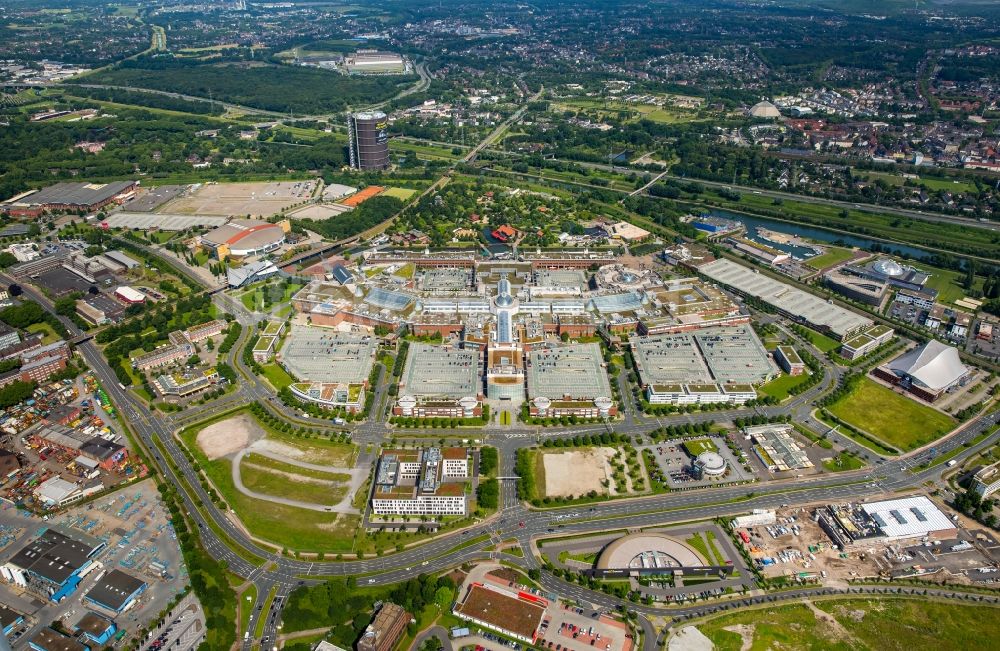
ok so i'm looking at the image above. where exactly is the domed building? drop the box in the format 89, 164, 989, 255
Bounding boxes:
749, 100, 780, 119
872, 258, 905, 278
692, 451, 727, 479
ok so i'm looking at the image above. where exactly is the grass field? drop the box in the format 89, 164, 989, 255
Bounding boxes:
696, 597, 1000, 650
239, 454, 349, 506
27, 321, 60, 345
807, 245, 856, 270
827, 377, 955, 452
382, 187, 417, 200
759, 372, 812, 401
683, 533, 713, 564
260, 363, 294, 391
181, 422, 360, 553
555, 98, 703, 124
798, 327, 842, 353
822, 450, 866, 472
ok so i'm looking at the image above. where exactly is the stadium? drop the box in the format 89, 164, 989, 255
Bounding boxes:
199, 219, 290, 260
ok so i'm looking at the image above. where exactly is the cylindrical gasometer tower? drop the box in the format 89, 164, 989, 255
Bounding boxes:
348, 110, 390, 170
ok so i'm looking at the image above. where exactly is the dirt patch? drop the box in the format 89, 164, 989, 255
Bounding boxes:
803, 599, 860, 646
196, 413, 265, 460
542, 447, 615, 498
720, 624, 755, 651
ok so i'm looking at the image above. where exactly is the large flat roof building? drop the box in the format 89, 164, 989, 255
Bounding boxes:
526, 343, 615, 418
394, 343, 482, 418
1, 525, 105, 602
2, 181, 137, 217
699, 258, 872, 340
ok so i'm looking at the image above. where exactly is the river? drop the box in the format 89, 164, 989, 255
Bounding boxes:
706, 209, 935, 262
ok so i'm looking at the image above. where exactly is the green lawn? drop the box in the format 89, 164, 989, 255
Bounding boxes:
382, 187, 417, 200
682, 438, 718, 456
822, 451, 866, 472
806, 246, 856, 270
910, 263, 981, 306
239, 453, 350, 506
683, 533, 713, 564
260, 363, 294, 390
26, 321, 59, 344
827, 377, 955, 451
759, 373, 812, 401
798, 327, 841, 353
239, 583, 257, 636
697, 598, 1000, 651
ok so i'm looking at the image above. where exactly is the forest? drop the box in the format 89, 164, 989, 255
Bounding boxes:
76, 56, 417, 115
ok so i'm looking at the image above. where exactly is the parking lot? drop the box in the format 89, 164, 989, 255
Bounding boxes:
537, 603, 633, 651
638, 436, 755, 489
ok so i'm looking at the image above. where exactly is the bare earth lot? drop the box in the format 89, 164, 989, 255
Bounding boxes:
542, 447, 616, 497
160, 180, 317, 217
196, 412, 265, 460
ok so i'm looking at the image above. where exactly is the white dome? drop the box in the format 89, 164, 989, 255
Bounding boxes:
696, 451, 727, 475
873, 258, 905, 277
749, 101, 780, 118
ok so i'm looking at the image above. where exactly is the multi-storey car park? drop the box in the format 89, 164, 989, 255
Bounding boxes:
394, 343, 483, 418
631, 326, 775, 405
526, 343, 615, 418
278, 327, 377, 412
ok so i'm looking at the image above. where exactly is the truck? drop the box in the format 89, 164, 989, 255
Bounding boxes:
946, 459, 958, 467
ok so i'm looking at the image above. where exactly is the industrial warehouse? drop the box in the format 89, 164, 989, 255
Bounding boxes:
1, 180, 137, 217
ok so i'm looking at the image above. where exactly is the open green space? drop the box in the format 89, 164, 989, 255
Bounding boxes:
806, 245, 856, 270
823, 450, 866, 472
759, 372, 812, 401
26, 321, 60, 344
382, 187, 417, 200
910, 262, 980, 306
826, 377, 955, 452
239, 453, 350, 506
178, 411, 362, 553
797, 327, 841, 353
260, 363, 294, 391
554, 98, 704, 124
697, 597, 1000, 651
684, 533, 713, 564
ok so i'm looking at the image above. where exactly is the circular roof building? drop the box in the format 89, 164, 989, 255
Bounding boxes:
201, 219, 288, 259
596, 533, 706, 572
872, 258, 905, 278
695, 451, 727, 477
749, 100, 780, 119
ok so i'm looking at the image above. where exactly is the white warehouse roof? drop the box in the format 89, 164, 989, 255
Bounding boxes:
887, 340, 968, 391
861, 496, 954, 540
